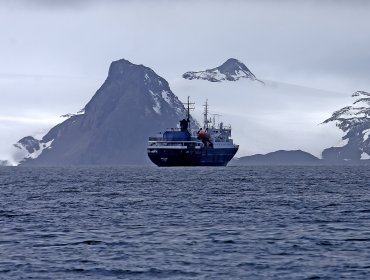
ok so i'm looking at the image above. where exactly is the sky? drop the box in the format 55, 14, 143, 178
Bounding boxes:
1, 0, 370, 161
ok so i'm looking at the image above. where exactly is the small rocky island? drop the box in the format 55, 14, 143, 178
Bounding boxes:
232, 150, 320, 166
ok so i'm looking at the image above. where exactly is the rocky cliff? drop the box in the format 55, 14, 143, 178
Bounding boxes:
322, 90, 370, 163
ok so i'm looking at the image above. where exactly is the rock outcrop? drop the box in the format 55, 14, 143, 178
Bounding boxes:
322, 91, 370, 163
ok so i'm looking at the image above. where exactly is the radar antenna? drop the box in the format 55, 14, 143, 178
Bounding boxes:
211, 114, 221, 128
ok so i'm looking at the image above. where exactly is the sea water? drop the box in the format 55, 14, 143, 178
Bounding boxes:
0, 166, 369, 279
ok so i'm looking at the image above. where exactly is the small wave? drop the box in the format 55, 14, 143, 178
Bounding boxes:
344, 238, 370, 242
32, 240, 103, 247
63, 267, 198, 277
211, 238, 236, 244
316, 240, 333, 246
0, 210, 30, 218
59, 189, 81, 193
80, 240, 103, 245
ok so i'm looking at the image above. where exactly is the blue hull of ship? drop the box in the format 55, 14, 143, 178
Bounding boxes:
147, 147, 238, 166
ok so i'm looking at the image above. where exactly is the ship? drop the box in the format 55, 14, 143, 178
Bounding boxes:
147, 97, 239, 166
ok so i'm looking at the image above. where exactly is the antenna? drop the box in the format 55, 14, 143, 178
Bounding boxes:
211, 113, 221, 128
203, 99, 211, 129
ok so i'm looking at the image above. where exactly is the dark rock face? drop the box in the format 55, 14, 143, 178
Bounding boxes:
18, 59, 198, 165
322, 91, 370, 163
183, 58, 260, 82
231, 150, 320, 165
14, 136, 54, 163
14, 136, 41, 154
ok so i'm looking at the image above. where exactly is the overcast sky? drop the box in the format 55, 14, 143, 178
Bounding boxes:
1, 0, 370, 160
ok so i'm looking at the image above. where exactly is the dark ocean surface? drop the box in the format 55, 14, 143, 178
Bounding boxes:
0, 166, 370, 279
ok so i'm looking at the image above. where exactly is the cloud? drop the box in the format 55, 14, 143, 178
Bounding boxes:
1, 0, 369, 88
3, 0, 95, 10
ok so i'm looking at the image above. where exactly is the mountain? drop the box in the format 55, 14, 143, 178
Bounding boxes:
182, 58, 260, 82
231, 150, 320, 166
322, 91, 370, 162
16, 59, 199, 165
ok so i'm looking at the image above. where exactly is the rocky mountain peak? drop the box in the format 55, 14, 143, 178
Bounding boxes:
218, 58, 250, 73
182, 58, 259, 82
84, 59, 173, 119
14, 136, 41, 154
107, 59, 159, 83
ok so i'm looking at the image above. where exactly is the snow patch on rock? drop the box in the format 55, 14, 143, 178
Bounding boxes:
28, 140, 54, 159
361, 152, 370, 160
363, 129, 370, 141
149, 90, 161, 114
161, 90, 172, 105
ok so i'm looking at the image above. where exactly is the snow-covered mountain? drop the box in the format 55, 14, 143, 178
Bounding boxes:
15, 59, 199, 165
322, 91, 370, 162
183, 58, 260, 82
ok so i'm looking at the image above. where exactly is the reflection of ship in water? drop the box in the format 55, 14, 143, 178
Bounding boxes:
147, 97, 239, 166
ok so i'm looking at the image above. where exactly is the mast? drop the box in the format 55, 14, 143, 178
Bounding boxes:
187, 96, 190, 120
203, 99, 210, 129
183, 96, 195, 130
